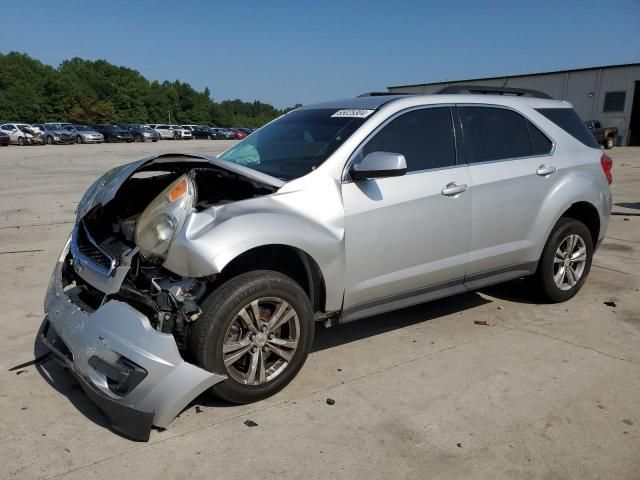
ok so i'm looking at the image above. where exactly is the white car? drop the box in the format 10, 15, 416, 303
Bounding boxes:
0, 123, 45, 145
153, 125, 192, 140
170, 125, 192, 139
153, 125, 177, 139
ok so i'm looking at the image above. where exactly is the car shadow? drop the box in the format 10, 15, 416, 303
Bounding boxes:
478, 277, 547, 305
615, 202, 640, 211
312, 290, 491, 352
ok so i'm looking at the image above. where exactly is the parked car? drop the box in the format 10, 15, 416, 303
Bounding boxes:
153, 124, 179, 139
34, 124, 75, 145
188, 126, 217, 139
44, 122, 74, 130
585, 120, 618, 149
0, 123, 45, 145
41, 87, 612, 440
228, 127, 247, 139
65, 125, 104, 144
94, 124, 134, 143
208, 128, 228, 139
0, 131, 9, 146
236, 128, 254, 136
120, 124, 160, 142
170, 125, 192, 139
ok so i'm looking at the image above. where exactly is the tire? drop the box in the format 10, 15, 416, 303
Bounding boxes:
534, 217, 593, 302
18, 137, 25, 146
605, 137, 614, 149
136, 134, 143, 142
76, 135, 83, 144
46, 136, 53, 145
190, 270, 314, 404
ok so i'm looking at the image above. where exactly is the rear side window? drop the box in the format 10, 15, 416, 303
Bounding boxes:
460, 107, 531, 163
527, 121, 553, 155
536, 108, 599, 148
362, 107, 456, 172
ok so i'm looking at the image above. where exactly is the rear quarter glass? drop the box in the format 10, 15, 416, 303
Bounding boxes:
536, 108, 599, 149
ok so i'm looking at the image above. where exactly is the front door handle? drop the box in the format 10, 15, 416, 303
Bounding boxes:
441, 182, 469, 197
536, 165, 557, 176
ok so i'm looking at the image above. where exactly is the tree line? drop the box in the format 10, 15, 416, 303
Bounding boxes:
0, 52, 300, 127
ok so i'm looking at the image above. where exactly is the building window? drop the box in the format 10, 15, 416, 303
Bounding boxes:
603, 91, 626, 112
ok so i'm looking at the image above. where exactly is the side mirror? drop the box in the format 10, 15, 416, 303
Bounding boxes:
350, 151, 407, 181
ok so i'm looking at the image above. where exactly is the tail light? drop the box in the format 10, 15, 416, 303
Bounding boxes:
600, 153, 613, 184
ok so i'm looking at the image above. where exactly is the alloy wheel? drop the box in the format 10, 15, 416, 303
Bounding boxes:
553, 234, 587, 291
223, 297, 300, 385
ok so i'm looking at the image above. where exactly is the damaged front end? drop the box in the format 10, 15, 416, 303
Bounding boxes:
42, 153, 280, 440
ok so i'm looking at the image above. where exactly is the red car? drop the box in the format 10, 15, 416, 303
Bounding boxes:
229, 128, 247, 140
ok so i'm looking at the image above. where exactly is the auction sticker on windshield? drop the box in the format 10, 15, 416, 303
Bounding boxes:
331, 109, 374, 118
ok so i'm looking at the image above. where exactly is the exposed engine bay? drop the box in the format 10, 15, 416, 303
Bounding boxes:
65, 156, 278, 349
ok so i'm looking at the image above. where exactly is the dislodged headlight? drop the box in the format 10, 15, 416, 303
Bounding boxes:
135, 174, 195, 260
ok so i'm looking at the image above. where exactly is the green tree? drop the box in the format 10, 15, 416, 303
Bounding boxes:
0, 51, 295, 126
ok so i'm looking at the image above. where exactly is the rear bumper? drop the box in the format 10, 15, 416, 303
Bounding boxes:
42, 238, 226, 440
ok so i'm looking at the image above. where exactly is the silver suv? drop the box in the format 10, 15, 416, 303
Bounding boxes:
41, 86, 612, 440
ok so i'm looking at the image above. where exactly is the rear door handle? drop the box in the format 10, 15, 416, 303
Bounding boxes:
536, 165, 557, 176
441, 182, 469, 197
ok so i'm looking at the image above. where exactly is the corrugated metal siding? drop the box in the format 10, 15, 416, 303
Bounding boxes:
388, 65, 640, 145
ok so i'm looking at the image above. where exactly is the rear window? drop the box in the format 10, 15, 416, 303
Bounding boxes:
536, 108, 599, 148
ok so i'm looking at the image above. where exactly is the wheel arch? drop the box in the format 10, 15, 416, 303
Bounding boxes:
560, 201, 600, 246
211, 244, 327, 314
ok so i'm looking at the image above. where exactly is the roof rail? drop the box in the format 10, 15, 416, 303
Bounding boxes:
357, 92, 414, 97
437, 85, 552, 99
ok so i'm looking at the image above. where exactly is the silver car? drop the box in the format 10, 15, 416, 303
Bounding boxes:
41, 87, 612, 440
62, 124, 104, 144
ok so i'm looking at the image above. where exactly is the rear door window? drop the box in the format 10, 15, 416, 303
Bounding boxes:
460, 107, 531, 163
362, 107, 456, 172
536, 108, 599, 148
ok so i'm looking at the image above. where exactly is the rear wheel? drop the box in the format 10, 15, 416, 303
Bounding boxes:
190, 271, 314, 404
534, 218, 593, 302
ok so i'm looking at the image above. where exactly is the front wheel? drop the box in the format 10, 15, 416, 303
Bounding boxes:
534, 218, 593, 302
76, 135, 83, 144
605, 137, 614, 149
18, 137, 25, 146
190, 271, 314, 404
46, 136, 53, 145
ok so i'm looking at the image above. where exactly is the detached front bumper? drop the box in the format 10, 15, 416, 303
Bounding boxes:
42, 239, 226, 441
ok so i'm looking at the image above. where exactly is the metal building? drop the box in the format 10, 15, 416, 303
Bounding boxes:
387, 63, 640, 146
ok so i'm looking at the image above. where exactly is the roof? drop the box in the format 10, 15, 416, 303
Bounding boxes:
387, 62, 640, 90
299, 95, 411, 111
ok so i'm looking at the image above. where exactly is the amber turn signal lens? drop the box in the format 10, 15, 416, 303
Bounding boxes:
168, 178, 188, 202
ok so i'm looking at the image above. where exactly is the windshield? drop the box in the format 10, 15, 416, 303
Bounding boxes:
219, 109, 369, 180
74, 125, 90, 131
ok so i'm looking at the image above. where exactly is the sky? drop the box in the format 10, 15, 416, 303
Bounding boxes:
1, 0, 639, 108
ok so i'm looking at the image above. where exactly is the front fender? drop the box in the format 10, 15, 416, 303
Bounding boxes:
163, 179, 346, 311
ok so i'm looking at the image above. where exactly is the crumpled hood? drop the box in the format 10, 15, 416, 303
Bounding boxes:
77, 153, 285, 219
